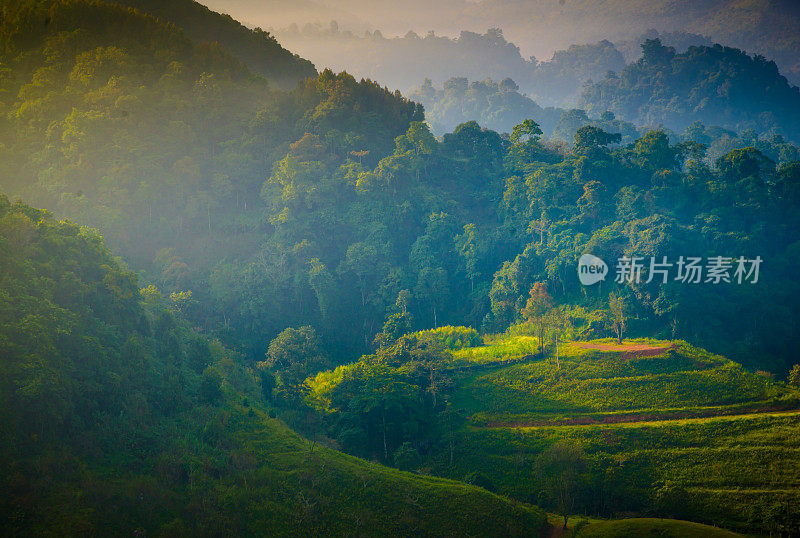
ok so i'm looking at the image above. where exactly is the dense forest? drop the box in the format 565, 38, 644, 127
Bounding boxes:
3, 0, 800, 378
580, 39, 800, 142
116, 0, 316, 87
409, 77, 562, 136
2, 0, 800, 535
409, 77, 641, 141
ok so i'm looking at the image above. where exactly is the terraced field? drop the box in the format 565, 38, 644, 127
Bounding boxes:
432, 333, 800, 533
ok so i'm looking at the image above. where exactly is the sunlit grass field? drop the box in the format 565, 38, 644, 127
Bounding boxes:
450, 338, 793, 421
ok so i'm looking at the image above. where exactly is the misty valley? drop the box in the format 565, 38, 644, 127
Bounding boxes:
2, 0, 800, 536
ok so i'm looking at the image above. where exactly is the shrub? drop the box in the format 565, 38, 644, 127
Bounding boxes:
789, 364, 800, 386
465, 471, 496, 492
393, 442, 422, 471
412, 326, 482, 350
200, 367, 223, 405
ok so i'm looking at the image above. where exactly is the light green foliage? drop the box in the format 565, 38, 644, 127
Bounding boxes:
789, 364, 800, 387
452, 335, 539, 365
411, 326, 482, 350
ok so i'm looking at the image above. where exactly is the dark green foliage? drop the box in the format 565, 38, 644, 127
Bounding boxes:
0, 197, 547, 536
393, 441, 422, 471
307, 333, 456, 462
200, 366, 223, 404
654, 482, 692, 520
259, 369, 276, 401
536, 441, 589, 528
260, 325, 329, 405
116, 0, 315, 86
464, 471, 495, 492
0, 196, 160, 453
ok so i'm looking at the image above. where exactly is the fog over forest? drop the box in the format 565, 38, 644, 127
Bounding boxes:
202, 0, 800, 91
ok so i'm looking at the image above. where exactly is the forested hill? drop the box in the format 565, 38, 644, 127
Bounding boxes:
0, 195, 546, 535
114, 0, 317, 87
580, 39, 800, 142
4, 0, 800, 387
0, 0, 420, 269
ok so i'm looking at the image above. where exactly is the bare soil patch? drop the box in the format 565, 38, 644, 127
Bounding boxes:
574, 341, 675, 359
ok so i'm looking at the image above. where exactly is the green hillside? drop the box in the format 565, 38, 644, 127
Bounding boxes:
0, 196, 546, 535
451, 339, 791, 422
308, 326, 800, 533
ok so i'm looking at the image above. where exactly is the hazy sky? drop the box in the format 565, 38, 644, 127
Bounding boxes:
199, 0, 800, 79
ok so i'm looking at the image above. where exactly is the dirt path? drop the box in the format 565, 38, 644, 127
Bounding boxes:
487, 409, 800, 430
574, 341, 675, 358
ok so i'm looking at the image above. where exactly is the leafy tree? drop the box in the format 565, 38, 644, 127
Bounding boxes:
393, 442, 422, 471
789, 364, 800, 387
536, 441, 588, 530
607, 292, 627, 344
200, 367, 223, 405
573, 125, 622, 159
521, 283, 554, 355
260, 326, 329, 405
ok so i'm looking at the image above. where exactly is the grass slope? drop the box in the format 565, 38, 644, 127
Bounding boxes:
227, 407, 547, 537
451, 338, 794, 424
430, 331, 800, 533
573, 517, 742, 537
